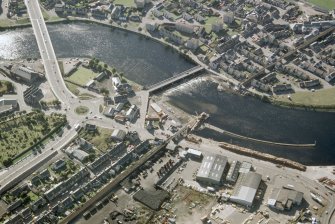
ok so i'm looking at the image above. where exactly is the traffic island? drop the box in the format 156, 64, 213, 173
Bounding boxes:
75, 106, 89, 115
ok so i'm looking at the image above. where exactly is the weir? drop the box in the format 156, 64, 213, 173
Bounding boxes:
204, 123, 316, 148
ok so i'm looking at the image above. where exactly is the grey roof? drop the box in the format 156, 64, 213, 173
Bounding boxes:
268, 187, 303, 210
0, 98, 18, 114
239, 161, 252, 173
66, 148, 89, 162
196, 154, 228, 184
11, 66, 39, 82
111, 129, 126, 141
230, 172, 262, 206
226, 160, 241, 182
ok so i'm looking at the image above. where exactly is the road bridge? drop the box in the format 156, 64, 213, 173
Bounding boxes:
25, 0, 76, 107
146, 65, 204, 93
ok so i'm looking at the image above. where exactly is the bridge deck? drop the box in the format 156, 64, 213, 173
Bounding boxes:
147, 65, 204, 93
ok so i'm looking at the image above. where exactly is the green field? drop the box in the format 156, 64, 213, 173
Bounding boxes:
204, 16, 221, 33
79, 127, 113, 152
274, 88, 335, 109
113, 0, 135, 7
308, 0, 335, 10
0, 112, 66, 166
66, 66, 98, 86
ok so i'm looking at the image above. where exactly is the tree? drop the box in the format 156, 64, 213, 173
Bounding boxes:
111, 67, 116, 74
104, 63, 108, 69
97, 64, 103, 72
100, 88, 109, 96
3, 158, 13, 167
88, 59, 95, 68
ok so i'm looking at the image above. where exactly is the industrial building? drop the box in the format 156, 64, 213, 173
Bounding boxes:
267, 187, 303, 211
196, 154, 228, 185
226, 160, 241, 183
239, 161, 252, 173
230, 172, 262, 207
0, 98, 18, 117
186, 148, 202, 159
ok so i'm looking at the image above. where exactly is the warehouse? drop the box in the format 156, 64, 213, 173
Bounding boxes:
196, 153, 228, 185
230, 172, 262, 207
267, 187, 303, 211
226, 160, 241, 183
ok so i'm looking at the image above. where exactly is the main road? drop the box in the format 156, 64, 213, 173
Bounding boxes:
25, 0, 76, 109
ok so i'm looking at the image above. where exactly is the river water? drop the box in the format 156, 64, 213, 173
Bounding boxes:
0, 22, 334, 165
0, 22, 195, 86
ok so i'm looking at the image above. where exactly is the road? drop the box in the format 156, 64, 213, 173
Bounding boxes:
25, 0, 76, 108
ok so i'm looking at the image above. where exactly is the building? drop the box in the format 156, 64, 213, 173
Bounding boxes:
223, 12, 234, 24
185, 38, 199, 50
239, 161, 252, 173
272, 84, 292, 93
196, 154, 228, 185
212, 21, 223, 33
112, 77, 122, 89
52, 159, 66, 172
186, 148, 202, 159
95, 72, 108, 81
230, 172, 262, 207
176, 23, 194, 34
267, 187, 303, 211
126, 105, 138, 121
10, 65, 40, 83
226, 160, 241, 183
0, 98, 18, 117
135, 0, 145, 8
111, 129, 126, 141
65, 148, 89, 162
111, 6, 121, 19
151, 102, 162, 114
299, 79, 320, 88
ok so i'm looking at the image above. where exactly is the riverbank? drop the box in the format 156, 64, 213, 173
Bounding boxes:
1, 16, 335, 112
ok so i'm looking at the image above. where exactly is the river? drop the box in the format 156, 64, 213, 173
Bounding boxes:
0, 22, 195, 86
0, 22, 334, 165
165, 77, 335, 165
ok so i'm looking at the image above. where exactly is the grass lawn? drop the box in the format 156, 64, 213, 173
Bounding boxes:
66, 66, 98, 86
78, 93, 95, 100
27, 191, 39, 202
0, 112, 66, 166
308, 0, 335, 10
79, 127, 114, 152
75, 106, 89, 115
0, 80, 13, 94
274, 88, 335, 108
65, 82, 80, 95
113, 0, 135, 7
204, 16, 221, 33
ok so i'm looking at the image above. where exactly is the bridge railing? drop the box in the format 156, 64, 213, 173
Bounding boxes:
145, 65, 203, 91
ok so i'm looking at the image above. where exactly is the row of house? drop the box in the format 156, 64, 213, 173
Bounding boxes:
43, 168, 90, 201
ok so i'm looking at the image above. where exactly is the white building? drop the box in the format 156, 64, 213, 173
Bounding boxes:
126, 105, 138, 121
230, 172, 262, 207
196, 154, 228, 185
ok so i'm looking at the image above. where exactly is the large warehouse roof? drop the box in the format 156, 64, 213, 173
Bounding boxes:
196, 154, 228, 185
230, 172, 262, 207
